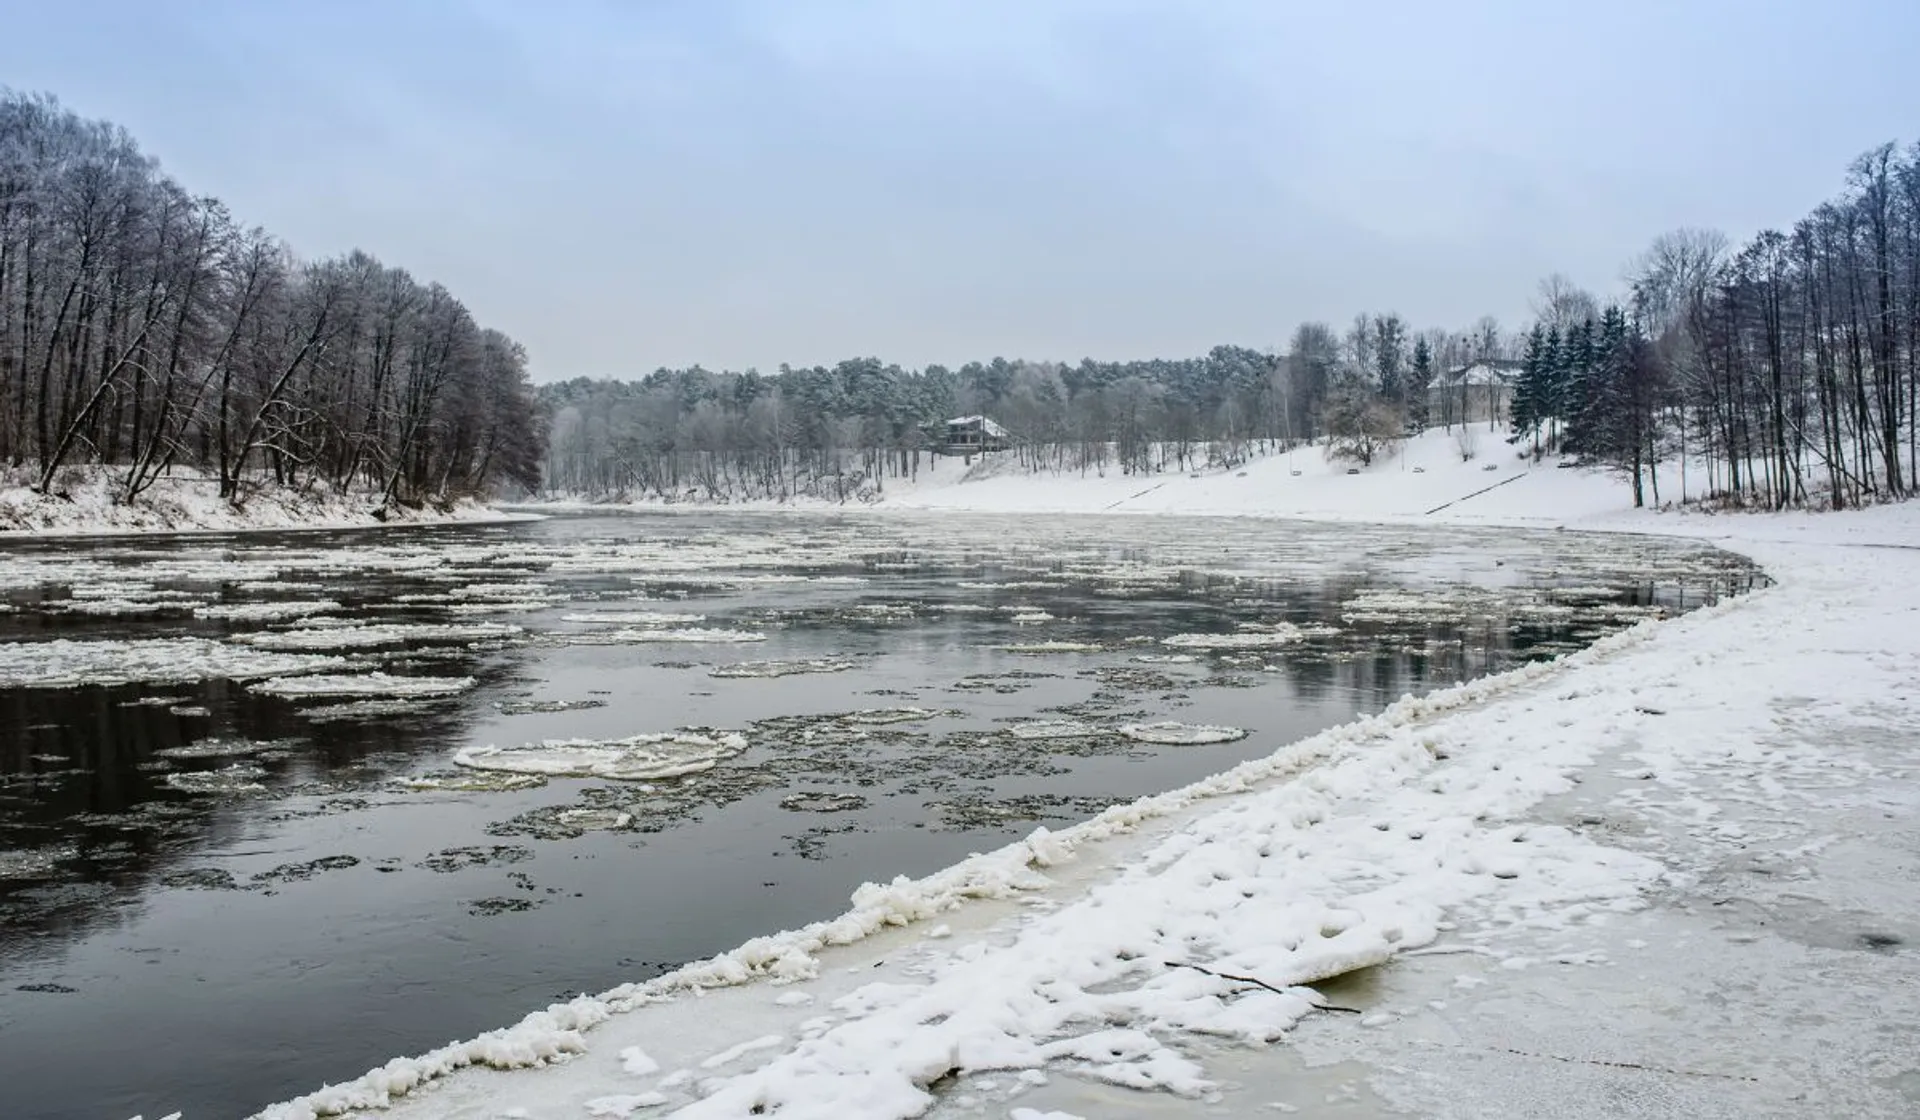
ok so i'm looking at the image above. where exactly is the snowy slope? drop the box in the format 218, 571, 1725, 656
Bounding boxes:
877, 428, 1640, 527
0, 469, 530, 538
246, 484, 1920, 1119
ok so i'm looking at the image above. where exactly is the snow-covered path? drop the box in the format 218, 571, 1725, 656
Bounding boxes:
253, 501, 1920, 1120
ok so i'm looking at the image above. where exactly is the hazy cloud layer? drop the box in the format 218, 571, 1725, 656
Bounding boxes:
7, 0, 1915, 377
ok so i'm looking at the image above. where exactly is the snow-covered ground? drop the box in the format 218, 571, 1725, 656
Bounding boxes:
243, 444, 1920, 1120
527, 427, 1700, 528
0, 468, 528, 537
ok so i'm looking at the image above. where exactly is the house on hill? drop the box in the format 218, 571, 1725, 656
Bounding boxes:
1429, 360, 1520, 428
926, 415, 1013, 456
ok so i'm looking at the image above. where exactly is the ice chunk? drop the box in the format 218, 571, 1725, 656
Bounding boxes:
999, 640, 1104, 654
1117, 721, 1249, 745
709, 658, 855, 679
249, 673, 477, 700
192, 600, 342, 622
841, 707, 938, 725
1161, 623, 1304, 650
1009, 720, 1107, 740
163, 763, 268, 795
0, 638, 347, 689
243, 622, 522, 651
561, 611, 706, 625
569, 627, 767, 644
396, 771, 549, 793
584, 1093, 666, 1117
453, 730, 748, 781
152, 739, 290, 760
301, 698, 456, 723
618, 1046, 660, 1075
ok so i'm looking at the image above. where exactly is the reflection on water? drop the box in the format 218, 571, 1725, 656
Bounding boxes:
0, 512, 1759, 1120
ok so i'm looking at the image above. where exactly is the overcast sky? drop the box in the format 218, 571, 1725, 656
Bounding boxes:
5, 0, 1916, 379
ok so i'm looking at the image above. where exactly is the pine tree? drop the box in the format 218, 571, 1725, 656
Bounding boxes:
1512, 325, 1547, 453
1406, 337, 1433, 430
1538, 326, 1563, 446
1567, 306, 1632, 463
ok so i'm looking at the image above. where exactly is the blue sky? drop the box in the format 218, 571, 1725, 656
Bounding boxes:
5, 0, 1916, 378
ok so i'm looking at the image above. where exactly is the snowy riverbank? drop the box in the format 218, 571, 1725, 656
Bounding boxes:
248, 475, 1920, 1119
522, 427, 1708, 530
0, 470, 531, 538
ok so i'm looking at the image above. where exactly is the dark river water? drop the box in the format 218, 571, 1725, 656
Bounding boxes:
0, 512, 1759, 1120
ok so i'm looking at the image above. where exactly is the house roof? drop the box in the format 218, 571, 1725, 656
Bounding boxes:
1439, 361, 1519, 387
946, 415, 1010, 437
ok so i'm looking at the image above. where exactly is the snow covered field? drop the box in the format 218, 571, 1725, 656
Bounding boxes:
0, 468, 524, 537
248, 452, 1920, 1119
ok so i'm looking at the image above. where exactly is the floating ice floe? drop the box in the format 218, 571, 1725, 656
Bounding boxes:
45, 596, 199, 617
446, 600, 561, 615
0, 844, 75, 880
840, 707, 938, 725
301, 698, 454, 723
234, 579, 324, 593
0, 638, 347, 689
999, 640, 1104, 654
1009, 720, 1107, 740
152, 739, 288, 760
1131, 653, 1200, 664
193, 600, 343, 623
242, 622, 523, 652
163, 763, 269, 795
450, 582, 555, 601
1008, 610, 1055, 625
494, 697, 609, 715
453, 730, 748, 781
1117, 721, 1249, 745
396, 771, 549, 793
779, 792, 868, 813
568, 627, 768, 645
1339, 589, 1490, 623
1160, 623, 1305, 650
249, 673, 477, 700
709, 659, 855, 679
560, 612, 706, 625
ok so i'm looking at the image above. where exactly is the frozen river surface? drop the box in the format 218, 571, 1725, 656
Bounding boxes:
0, 512, 1757, 1120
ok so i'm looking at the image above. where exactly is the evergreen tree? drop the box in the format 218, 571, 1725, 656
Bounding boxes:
1538, 325, 1563, 444
1406, 336, 1433, 430
1511, 324, 1548, 453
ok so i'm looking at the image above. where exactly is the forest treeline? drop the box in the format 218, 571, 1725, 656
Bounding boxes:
0, 90, 543, 511
540, 325, 1510, 502
545, 139, 1920, 512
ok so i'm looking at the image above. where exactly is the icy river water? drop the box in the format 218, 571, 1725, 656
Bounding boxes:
0, 511, 1759, 1120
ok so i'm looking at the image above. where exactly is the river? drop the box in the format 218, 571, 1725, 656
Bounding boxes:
0, 511, 1758, 1120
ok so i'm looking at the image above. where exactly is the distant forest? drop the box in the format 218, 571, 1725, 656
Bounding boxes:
545, 140, 1920, 511
0, 90, 544, 511
9, 82, 1909, 516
